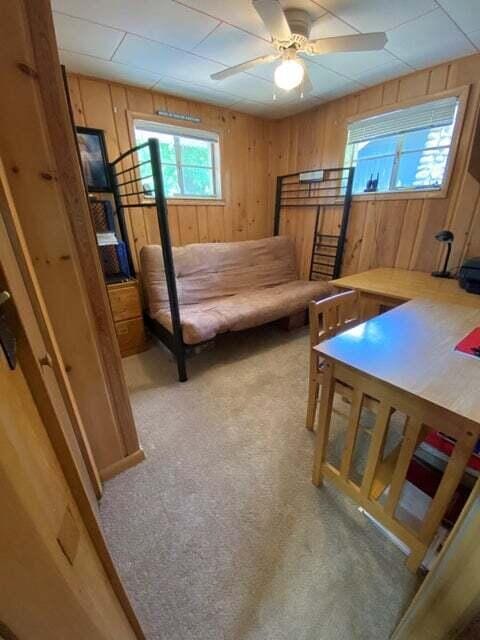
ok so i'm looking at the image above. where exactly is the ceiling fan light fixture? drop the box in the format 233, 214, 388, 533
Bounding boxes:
274, 58, 304, 91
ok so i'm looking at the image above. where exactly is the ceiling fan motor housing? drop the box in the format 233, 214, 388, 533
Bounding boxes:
283, 9, 312, 45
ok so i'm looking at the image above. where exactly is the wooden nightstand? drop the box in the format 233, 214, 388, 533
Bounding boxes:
107, 279, 147, 357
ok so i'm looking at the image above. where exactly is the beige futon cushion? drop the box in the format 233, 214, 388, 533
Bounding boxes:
141, 236, 333, 344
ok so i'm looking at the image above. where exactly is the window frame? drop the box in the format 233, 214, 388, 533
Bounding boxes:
343, 86, 470, 201
129, 112, 224, 205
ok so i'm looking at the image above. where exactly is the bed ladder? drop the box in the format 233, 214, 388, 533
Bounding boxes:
273, 166, 355, 281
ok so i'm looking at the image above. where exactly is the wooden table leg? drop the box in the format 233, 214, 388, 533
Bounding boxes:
312, 360, 335, 487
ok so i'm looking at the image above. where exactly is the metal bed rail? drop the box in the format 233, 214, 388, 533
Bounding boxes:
274, 167, 354, 280
109, 138, 187, 382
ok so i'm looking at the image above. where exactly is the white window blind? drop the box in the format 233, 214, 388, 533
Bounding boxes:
347, 97, 458, 145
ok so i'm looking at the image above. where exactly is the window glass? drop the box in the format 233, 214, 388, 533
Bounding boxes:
134, 122, 221, 199
180, 137, 212, 167
162, 165, 181, 197
158, 133, 176, 164
404, 125, 453, 152
355, 136, 397, 159
344, 97, 459, 195
353, 155, 395, 194
182, 167, 214, 196
395, 148, 449, 189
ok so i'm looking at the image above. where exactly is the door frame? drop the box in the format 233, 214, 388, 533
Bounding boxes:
0, 164, 145, 639
0, 158, 101, 501
392, 480, 480, 639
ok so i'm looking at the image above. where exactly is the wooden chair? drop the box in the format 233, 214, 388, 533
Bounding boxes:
306, 289, 362, 431
312, 358, 479, 572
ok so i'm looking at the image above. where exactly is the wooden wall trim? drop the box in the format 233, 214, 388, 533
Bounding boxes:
0, 159, 102, 500
26, 0, 141, 462
0, 0, 141, 475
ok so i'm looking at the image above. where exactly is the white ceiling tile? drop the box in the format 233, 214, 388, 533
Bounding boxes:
386, 9, 476, 69
177, 0, 326, 40
303, 59, 357, 90
311, 49, 401, 78
52, 0, 219, 50
53, 12, 125, 59
468, 29, 480, 50
152, 76, 240, 106
59, 49, 161, 88
213, 73, 277, 102
269, 98, 323, 119
173, 0, 269, 39
246, 59, 282, 82
233, 92, 314, 118
193, 23, 275, 67
230, 100, 277, 117
309, 13, 358, 39
319, 0, 437, 32
313, 79, 364, 101
53, 0, 480, 116
436, 1, 480, 36
113, 34, 225, 84
290, 95, 324, 111
354, 60, 411, 86
113, 34, 281, 102
284, 96, 331, 117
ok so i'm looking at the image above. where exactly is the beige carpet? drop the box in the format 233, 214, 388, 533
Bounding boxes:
100, 324, 418, 640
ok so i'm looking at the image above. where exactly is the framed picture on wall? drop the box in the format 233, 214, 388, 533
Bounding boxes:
76, 126, 111, 192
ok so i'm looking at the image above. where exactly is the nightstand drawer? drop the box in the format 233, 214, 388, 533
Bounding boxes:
115, 318, 147, 357
108, 281, 141, 322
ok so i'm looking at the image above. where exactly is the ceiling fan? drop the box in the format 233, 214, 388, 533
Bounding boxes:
210, 0, 388, 95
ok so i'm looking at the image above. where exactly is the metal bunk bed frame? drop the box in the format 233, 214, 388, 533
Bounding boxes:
110, 141, 355, 383
273, 166, 355, 280
109, 138, 188, 382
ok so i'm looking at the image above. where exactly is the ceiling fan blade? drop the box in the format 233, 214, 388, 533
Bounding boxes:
252, 0, 292, 41
309, 32, 387, 55
211, 53, 280, 81
301, 69, 313, 95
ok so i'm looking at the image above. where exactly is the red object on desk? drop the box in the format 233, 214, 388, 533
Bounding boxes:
455, 327, 480, 358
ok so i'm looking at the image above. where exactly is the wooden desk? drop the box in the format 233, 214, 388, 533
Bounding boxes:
312, 298, 480, 572
332, 268, 480, 317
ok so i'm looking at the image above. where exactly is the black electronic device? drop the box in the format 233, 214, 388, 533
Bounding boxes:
459, 257, 480, 294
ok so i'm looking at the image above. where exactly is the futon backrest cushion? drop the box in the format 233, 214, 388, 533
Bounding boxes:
141, 235, 298, 312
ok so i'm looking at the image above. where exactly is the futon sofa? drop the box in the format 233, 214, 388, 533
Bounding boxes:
141, 236, 333, 345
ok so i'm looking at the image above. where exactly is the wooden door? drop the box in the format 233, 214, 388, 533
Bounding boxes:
0, 165, 144, 637
0, 271, 144, 639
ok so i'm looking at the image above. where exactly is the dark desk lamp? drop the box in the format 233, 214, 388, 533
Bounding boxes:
432, 230, 454, 278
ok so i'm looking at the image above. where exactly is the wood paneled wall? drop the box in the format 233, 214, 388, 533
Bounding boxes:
67, 74, 272, 271
68, 53, 480, 282
267, 54, 480, 278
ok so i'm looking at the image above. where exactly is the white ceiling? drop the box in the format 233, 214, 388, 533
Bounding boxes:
52, 0, 480, 119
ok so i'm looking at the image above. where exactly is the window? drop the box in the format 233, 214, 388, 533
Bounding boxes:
134, 120, 222, 200
344, 96, 460, 195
